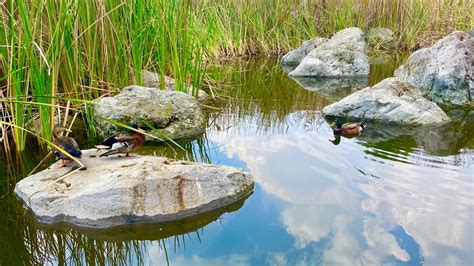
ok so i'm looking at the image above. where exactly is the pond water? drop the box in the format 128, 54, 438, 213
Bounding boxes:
1, 56, 473, 265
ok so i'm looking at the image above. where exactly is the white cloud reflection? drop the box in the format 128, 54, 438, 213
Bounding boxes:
207, 112, 474, 265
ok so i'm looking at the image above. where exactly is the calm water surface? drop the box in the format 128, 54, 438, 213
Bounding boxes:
1, 56, 473, 265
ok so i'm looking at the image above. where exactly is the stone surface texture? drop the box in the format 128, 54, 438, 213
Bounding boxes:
280, 37, 328, 66
14, 149, 254, 228
94, 85, 206, 140
142, 70, 208, 102
394, 31, 474, 105
289, 27, 369, 77
322, 77, 451, 126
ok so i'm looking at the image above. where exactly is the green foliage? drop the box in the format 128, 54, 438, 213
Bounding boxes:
0, 0, 207, 152
0, 0, 471, 153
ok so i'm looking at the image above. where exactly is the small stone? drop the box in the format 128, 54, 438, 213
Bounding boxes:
142, 70, 209, 102
366, 28, 397, 50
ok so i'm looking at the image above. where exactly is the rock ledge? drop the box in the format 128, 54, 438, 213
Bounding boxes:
14, 149, 254, 228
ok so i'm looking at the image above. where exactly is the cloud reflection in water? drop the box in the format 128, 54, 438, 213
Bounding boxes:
206, 111, 473, 265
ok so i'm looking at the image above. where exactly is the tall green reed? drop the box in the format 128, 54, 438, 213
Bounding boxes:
0, 0, 207, 154
0, 0, 472, 156
197, 0, 472, 55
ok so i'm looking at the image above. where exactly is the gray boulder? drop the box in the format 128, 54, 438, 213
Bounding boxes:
322, 77, 450, 126
142, 70, 209, 102
289, 27, 370, 77
366, 28, 397, 50
394, 31, 474, 105
280, 37, 327, 66
94, 85, 206, 140
14, 149, 254, 228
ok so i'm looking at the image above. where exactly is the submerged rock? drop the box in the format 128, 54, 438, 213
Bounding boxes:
322, 77, 450, 126
289, 27, 369, 77
394, 31, 474, 105
14, 149, 254, 228
366, 28, 397, 50
93, 85, 206, 140
280, 37, 328, 66
290, 76, 368, 102
142, 70, 209, 102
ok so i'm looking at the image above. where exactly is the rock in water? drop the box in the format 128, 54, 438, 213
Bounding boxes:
14, 149, 254, 228
322, 77, 451, 126
142, 70, 209, 102
93, 85, 206, 140
366, 27, 397, 50
142, 70, 177, 89
289, 27, 369, 77
394, 31, 474, 105
280, 37, 328, 66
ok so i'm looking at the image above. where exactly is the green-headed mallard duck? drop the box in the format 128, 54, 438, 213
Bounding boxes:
96, 124, 145, 157
330, 117, 366, 137
52, 125, 82, 167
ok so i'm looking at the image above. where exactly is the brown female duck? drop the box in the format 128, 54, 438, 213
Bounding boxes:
52, 125, 82, 167
96, 124, 145, 157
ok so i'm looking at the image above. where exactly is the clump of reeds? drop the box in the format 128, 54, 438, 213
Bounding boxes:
198, 0, 472, 55
0, 0, 207, 154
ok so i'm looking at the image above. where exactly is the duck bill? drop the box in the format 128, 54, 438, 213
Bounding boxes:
329, 122, 336, 128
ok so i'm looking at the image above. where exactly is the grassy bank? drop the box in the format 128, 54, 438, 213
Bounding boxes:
0, 0, 472, 154
199, 0, 472, 55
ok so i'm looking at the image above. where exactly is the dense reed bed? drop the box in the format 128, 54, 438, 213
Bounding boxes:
0, 0, 206, 153
201, 0, 473, 55
0, 0, 472, 155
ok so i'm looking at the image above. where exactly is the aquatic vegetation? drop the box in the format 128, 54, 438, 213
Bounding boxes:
200, 0, 472, 55
0, 0, 471, 154
0, 0, 206, 153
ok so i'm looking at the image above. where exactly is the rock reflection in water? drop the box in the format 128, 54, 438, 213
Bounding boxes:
290, 76, 368, 102
358, 109, 474, 157
0, 192, 249, 265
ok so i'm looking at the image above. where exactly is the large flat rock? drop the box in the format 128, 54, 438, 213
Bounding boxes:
322, 77, 451, 126
93, 85, 206, 140
289, 27, 369, 77
14, 149, 254, 228
394, 31, 473, 105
